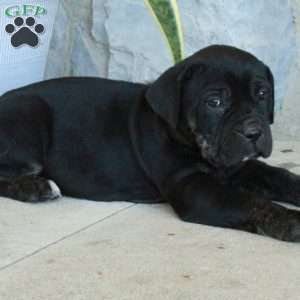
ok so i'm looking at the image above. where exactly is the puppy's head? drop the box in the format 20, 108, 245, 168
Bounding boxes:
146, 45, 274, 168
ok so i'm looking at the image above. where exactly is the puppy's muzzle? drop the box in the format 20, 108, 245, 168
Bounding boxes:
242, 118, 262, 142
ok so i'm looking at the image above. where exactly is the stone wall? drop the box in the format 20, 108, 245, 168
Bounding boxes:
45, 0, 299, 140
272, 0, 300, 139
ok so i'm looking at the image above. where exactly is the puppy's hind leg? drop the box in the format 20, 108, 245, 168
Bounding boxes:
0, 175, 61, 203
0, 95, 61, 202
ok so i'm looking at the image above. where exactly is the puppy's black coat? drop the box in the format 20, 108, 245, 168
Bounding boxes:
1, 45, 300, 242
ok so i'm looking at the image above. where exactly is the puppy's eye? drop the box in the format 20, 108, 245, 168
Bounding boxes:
206, 97, 222, 108
257, 87, 269, 100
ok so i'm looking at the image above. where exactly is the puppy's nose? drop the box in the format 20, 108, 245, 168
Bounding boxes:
243, 120, 262, 142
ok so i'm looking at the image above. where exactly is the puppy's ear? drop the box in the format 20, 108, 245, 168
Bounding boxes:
145, 62, 202, 129
266, 66, 275, 124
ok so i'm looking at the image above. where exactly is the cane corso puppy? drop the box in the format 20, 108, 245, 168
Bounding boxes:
1, 45, 300, 242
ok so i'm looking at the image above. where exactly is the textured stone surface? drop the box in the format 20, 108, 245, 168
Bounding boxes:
272, 0, 300, 139
104, 0, 172, 82
183, 0, 296, 111
44, 0, 70, 79
104, 0, 295, 109
70, 26, 108, 77
44, 0, 300, 139
91, 0, 108, 43
44, 0, 109, 78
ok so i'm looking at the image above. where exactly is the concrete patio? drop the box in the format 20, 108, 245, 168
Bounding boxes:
1, 140, 300, 300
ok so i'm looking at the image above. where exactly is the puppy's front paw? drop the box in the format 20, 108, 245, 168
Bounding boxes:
281, 172, 300, 207
253, 204, 300, 242
282, 215, 300, 242
292, 176, 300, 207
7, 176, 61, 203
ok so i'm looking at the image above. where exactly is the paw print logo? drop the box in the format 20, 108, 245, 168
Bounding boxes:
5, 17, 45, 48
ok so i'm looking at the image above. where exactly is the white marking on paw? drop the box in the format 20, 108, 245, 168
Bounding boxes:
48, 180, 62, 198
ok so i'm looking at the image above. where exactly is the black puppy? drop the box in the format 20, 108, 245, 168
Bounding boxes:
1, 45, 300, 242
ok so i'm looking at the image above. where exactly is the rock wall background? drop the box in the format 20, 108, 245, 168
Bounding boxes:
45, 0, 300, 140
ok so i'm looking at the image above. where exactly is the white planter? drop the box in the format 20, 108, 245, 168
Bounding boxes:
0, 0, 59, 95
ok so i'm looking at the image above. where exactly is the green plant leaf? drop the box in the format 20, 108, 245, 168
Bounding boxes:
145, 0, 184, 63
